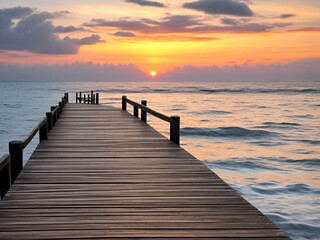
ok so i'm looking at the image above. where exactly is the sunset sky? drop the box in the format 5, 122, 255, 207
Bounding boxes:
0, 0, 319, 80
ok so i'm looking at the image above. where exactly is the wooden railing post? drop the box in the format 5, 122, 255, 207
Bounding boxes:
76, 92, 78, 103
170, 116, 180, 145
59, 102, 63, 114
96, 93, 99, 104
51, 106, 57, 125
0, 155, 11, 199
9, 141, 23, 183
56, 107, 60, 119
122, 96, 127, 110
64, 93, 69, 103
39, 118, 48, 142
91, 90, 94, 104
141, 100, 147, 122
46, 112, 53, 131
62, 97, 65, 107
134, 106, 139, 118
84, 95, 86, 104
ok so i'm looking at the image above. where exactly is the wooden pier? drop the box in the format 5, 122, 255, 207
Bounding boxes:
0, 93, 290, 239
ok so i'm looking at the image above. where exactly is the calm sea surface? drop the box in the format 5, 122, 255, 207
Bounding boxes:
0, 81, 319, 239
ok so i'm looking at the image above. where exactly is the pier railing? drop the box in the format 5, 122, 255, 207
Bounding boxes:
76, 90, 99, 104
0, 93, 69, 200
122, 96, 180, 145
0, 154, 10, 199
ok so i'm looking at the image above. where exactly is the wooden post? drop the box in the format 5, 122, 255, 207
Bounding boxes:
59, 102, 63, 114
87, 94, 90, 104
51, 106, 57, 125
141, 100, 147, 122
64, 93, 69, 103
0, 154, 11, 199
96, 93, 99, 104
84, 95, 86, 104
56, 107, 60, 119
134, 106, 139, 118
170, 116, 180, 145
76, 92, 78, 103
92, 94, 95, 104
46, 112, 53, 131
80, 92, 82, 103
39, 118, 48, 142
9, 141, 23, 183
122, 96, 127, 110
62, 97, 65, 107
91, 90, 94, 104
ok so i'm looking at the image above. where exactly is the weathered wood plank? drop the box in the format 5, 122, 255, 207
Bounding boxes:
0, 103, 289, 239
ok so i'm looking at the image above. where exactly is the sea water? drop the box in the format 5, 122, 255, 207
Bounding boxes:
0, 81, 319, 240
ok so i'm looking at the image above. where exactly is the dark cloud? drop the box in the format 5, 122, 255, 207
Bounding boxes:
126, 0, 165, 8
183, 0, 254, 17
220, 17, 239, 26
114, 31, 136, 37
278, 14, 296, 19
0, 7, 103, 54
55, 25, 86, 33
85, 14, 287, 35
64, 34, 104, 45
84, 15, 203, 34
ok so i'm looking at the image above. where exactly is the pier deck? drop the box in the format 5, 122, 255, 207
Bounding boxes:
0, 103, 289, 239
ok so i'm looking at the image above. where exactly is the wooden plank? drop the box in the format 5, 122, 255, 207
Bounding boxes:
0, 103, 289, 239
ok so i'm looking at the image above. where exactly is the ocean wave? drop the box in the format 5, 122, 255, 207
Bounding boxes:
297, 140, 320, 145
250, 183, 317, 195
259, 157, 320, 169
204, 158, 283, 171
191, 110, 232, 115
249, 140, 287, 147
263, 122, 301, 126
181, 127, 277, 139
256, 122, 302, 129
200, 88, 320, 94
284, 158, 320, 168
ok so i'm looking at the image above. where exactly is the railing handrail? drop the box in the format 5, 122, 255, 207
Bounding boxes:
125, 98, 171, 122
122, 96, 180, 145
22, 117, 47, 149
5, 93, 69, 190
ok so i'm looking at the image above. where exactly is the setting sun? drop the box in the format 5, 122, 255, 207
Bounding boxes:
150, 71, 157, 77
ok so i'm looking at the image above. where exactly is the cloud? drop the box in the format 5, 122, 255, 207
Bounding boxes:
183, 0, 254, 17
1, 59, 319, 82
0, 62, 148, 81
64, 34, 104, 45
85, 14, 285, 35
0, 7, 103, 54
220, 17, 239, 26
114, 31, 136, 37
126, 0, 165, 8
157, 59, 320, 82
278, 14, 296, 19
54, 25, 86, 33
84, 15, 203, 34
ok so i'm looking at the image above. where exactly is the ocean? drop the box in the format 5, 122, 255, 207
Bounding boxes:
0, 81, 319, 239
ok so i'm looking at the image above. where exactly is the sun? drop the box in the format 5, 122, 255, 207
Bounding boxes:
150, 71, 157, 77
